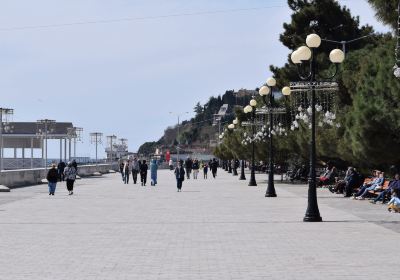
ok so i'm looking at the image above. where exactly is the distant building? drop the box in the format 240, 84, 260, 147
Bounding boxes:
105, 141, 129, 161
235, 88, 258, 98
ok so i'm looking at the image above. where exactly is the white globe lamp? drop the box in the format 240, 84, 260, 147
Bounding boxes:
306, 34, 321, 48
259, 86, 270, 96
266, 77, 276, 87
282, 86, 291, 96
329, 49, 345, 64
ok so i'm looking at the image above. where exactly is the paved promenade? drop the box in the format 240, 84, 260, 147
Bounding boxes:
0, 169, 399, 280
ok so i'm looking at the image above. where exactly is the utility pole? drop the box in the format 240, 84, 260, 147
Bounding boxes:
90, 132, 103, 166
107, 135, 117, 162
169, 112, 189, 163
0, 108, 14, 172
37, 119, 56, 172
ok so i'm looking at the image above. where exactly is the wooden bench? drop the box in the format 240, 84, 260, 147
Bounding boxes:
353, 178, 389, 197
367, 180, 390, 197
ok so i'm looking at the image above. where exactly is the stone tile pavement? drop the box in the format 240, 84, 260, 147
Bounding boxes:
0, 169, 399, 279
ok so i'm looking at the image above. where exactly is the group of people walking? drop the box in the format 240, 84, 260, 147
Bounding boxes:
182, 157, 218, 180
173, 157, 218, 192
119, 156, 219, 192
46, 160, 78, 196
120, 157, 158, 186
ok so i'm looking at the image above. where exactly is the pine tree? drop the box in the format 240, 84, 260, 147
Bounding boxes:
367, 0, 398, 30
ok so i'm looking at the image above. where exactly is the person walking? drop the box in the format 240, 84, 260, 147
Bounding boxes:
185, 157, 193, 180
150, 159, 158, 186
175, 160, 185, 192
64, 162, 77, 195
203, 162, 208, 179
211, 158, 218, 179
140, 160, 148, 186
131, 157, 140, 184
47, 163, 58, 195
123, 160, 131, 184
57, 161, 66, 181
119, 161, 125, 181
72, 159, 78, 172
169, 159, 174, 170
192, 158, 199, 179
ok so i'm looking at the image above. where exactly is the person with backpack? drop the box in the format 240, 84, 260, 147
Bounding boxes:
175, 160, 185, 192
64, 162, 77, 195
47, 163, 59, 195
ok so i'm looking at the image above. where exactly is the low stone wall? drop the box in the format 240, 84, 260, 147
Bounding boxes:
0, 164, 118, 188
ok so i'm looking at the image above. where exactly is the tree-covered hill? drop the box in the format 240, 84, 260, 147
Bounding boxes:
137, 89, 254, 156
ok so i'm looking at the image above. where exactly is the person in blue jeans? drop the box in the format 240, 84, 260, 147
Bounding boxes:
46, 164, 59, 195
354, 172, 384, 200
370, 174, 400, 204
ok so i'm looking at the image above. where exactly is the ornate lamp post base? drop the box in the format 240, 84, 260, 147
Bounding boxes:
303, 215, 322, 222
265, 192, 277, 197
265, 172, 277, 197
239, 160, 246, 180
248, 172, 257, 186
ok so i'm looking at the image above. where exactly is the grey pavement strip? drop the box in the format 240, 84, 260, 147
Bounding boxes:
0, 170, 399, 280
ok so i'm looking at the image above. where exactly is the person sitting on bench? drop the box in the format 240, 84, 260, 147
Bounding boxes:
318, 166, 337, 187
353, 171, 384, 200
370, 174, 400, 204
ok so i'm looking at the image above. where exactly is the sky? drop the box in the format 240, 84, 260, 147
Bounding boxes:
0, 0, 390, 158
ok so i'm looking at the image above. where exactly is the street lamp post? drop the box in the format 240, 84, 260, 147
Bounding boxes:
259, 78, 278, 197
232, 119, 239, 176
67, 127, 83, 161
0, 108, 14, 172
169, 112, 189, 163
107, 135, 117, 163
244, 99, 258, 186
227, 122, 239, 176
90, 132, 103, 166
291, 33, 344, 222
37, 119, 56, 172
73, 127, 83, 159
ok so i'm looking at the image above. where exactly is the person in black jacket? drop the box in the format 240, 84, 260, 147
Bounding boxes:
185, 157, 193, 179
57, 161, 66, 181
211, 158, 218, 179
47, 164, 59, 195
140, 160, 148, 186
175, 160, 185, 192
